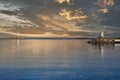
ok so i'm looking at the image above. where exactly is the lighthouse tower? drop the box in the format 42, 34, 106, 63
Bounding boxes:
100, 30, 104, 38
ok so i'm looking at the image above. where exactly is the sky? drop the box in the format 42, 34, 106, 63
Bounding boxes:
0, 0, 120, 37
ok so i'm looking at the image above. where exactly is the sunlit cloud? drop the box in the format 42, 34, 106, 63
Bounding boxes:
96, 0, 115, 7
38, 14, 94, 35
98, 7, 109, 13
59, 9, 87, 20
38, 14, 81, 31
55, 0, 72, 5
96, 0, 115, 13
0, 30, 70, 38
24, 32, 70, 37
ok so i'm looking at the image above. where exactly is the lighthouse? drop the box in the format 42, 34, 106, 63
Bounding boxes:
88, 30, 120, 44
100, 30, 104, 38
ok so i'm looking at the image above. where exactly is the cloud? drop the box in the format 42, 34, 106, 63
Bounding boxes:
0, 30, 70, 38
96, 0, 115, 7
0, 0, 120, 37
98, 7, 109, 13
0, 1, 39, 32
38, 13, 95, 37
59, 9, 87, 20
55, 0, 72, 5
24, 32, 70, 37
0, 1, 24, 12
38, 14, 81, 32
0, 13, 39, 28
96, 0, 115, 13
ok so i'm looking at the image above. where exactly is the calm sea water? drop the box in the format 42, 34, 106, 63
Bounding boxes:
0, 39, 120, 80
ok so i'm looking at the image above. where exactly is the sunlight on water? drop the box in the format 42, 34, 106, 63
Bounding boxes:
0, 40, 120, 80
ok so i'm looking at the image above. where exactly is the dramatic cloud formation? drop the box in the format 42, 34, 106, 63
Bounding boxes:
96, 0, 115, 13
38, 14, 82, 32
0, 0, 120, 37
59, 9, 87, 20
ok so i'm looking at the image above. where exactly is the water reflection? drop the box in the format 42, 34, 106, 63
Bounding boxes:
88, 43, 115, 57
0, 40, 120, 80
0, 40, 86, 68
16, 39, 20, 54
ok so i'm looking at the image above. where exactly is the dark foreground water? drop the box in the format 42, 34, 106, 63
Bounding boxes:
0, 40, 120, 80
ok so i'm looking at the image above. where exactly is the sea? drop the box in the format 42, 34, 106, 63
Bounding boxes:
0, 39, 120, 80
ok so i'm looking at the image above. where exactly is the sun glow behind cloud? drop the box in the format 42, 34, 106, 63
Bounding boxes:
38, 13, 93, 33
0, 30, 71, 38
38, 14, 81, 31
